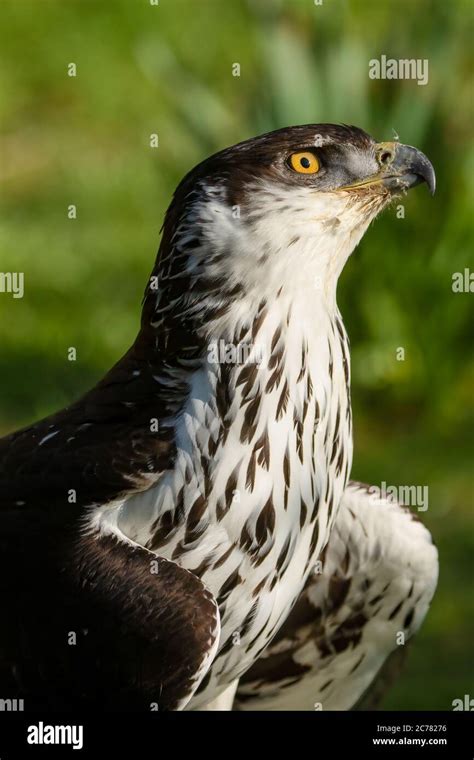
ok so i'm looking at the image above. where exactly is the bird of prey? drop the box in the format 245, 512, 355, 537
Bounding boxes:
0, 124, 438, 711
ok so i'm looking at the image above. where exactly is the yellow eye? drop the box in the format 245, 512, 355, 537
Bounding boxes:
288, 151, 320, 175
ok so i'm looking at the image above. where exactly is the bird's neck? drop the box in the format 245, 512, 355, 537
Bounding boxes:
200, 292, 351, 454
111, 291, 353, 584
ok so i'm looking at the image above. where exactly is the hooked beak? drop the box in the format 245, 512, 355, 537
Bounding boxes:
343, 142, 436, 196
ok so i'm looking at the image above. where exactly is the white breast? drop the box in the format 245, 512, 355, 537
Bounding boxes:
97, 293, 352, 704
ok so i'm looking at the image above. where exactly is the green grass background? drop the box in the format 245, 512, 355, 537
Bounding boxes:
0, 0, 473, 709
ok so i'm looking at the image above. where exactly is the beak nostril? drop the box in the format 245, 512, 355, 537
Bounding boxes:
380, 151, 393, 165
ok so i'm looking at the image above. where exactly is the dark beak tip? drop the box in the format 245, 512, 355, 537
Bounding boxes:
410, 153, 436, 196
422, 166, 436, 196
413, 172, 436, 196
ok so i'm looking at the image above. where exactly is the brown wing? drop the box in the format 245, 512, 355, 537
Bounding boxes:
1, 528, 219, 710
0, 296, 212, 708
0, 336, 188, 511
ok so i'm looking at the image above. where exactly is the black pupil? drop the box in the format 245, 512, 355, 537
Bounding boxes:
300, 156, 311, 168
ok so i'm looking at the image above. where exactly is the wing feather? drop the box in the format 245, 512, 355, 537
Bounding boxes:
236, 480, 438, 710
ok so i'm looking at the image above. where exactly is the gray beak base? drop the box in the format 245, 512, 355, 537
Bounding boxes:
381, 143, 436, 195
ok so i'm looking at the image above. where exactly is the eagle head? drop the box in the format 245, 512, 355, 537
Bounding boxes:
145, 124, 435, 337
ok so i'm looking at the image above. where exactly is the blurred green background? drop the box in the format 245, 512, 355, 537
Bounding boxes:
0, 0, 473, 709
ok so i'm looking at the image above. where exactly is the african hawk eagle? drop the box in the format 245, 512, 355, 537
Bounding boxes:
0, 124, 438, 711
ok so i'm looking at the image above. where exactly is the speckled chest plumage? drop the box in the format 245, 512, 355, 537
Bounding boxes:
115, 298, 353, 707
